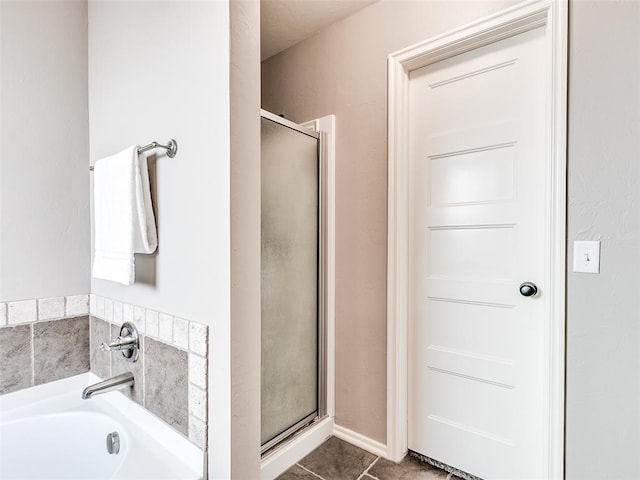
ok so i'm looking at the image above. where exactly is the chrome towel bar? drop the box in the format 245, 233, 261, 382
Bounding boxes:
89, 139, 177, 171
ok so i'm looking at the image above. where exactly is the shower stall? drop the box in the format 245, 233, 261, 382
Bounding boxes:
260, 110, 327, 454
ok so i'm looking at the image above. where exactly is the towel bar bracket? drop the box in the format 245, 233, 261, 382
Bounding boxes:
137, 139, 178, 158
89, 138, 178, 171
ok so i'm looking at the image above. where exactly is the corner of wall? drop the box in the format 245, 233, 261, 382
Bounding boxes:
228, 0, 262, 478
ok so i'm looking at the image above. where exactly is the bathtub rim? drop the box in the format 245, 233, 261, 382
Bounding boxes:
0, 372, 203, 479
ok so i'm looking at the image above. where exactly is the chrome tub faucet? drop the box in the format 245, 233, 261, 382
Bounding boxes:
82, 372, 135, 400
83, 321, 140, 400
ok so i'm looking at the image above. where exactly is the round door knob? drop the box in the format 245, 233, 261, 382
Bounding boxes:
519, 282, 538, 297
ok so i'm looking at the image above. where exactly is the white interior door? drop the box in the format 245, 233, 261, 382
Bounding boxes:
408, 26, 548, 479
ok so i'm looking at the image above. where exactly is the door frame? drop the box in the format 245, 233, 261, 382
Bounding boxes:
386, 1, 567, 478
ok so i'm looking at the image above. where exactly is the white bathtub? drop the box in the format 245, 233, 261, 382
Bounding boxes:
0, 372, 203, 479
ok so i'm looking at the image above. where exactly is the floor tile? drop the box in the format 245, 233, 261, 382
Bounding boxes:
277, 464, 322, 480
298, 437, 377, 480
369, 455, 449, 480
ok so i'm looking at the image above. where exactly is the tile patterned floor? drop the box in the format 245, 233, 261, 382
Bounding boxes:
277, 437, 462, 480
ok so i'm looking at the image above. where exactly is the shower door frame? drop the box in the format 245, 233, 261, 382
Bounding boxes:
259, 109, 328, 455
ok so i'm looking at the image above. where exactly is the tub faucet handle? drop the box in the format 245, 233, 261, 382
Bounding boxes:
100, 322, 139, 363
100, 336, 135, 351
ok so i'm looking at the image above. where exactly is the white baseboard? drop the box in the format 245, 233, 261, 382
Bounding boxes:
259, 419, 389, 480
333, 424, 388, 458
260, 417, 334, 480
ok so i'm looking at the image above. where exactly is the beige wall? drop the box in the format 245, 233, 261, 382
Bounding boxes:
262, 0, 518, 443
565, 1, 640, 478
264, 0, 640, 472
0, 0, 90, 301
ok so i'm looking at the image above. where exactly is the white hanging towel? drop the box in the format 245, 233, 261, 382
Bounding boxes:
92, 145, 158, 285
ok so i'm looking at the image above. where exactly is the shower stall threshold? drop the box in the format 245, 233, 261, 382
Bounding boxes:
260, 416, 334, 480
261, 412, 319, 455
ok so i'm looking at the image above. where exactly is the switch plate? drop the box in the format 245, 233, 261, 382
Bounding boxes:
573, 240, 600, 273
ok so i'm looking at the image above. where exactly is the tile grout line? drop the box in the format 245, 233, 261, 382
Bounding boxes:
141, 333, 146, 408
30, 323, 35, 386
356, 456, 380, 480
89, 316, 93, 375
32, 300, 38, 385
108, 323, 113, 377
295, 463, 326, 480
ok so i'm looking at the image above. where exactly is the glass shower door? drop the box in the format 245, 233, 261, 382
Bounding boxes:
261, 111, 321, 452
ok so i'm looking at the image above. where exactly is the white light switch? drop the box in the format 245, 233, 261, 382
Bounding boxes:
573, 241, 600, 273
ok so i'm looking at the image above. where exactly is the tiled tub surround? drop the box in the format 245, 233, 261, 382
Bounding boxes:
89, 295, 208, 450
0, 295, 90, 395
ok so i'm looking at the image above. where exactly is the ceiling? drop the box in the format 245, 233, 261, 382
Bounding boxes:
261, 0, 378, 61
